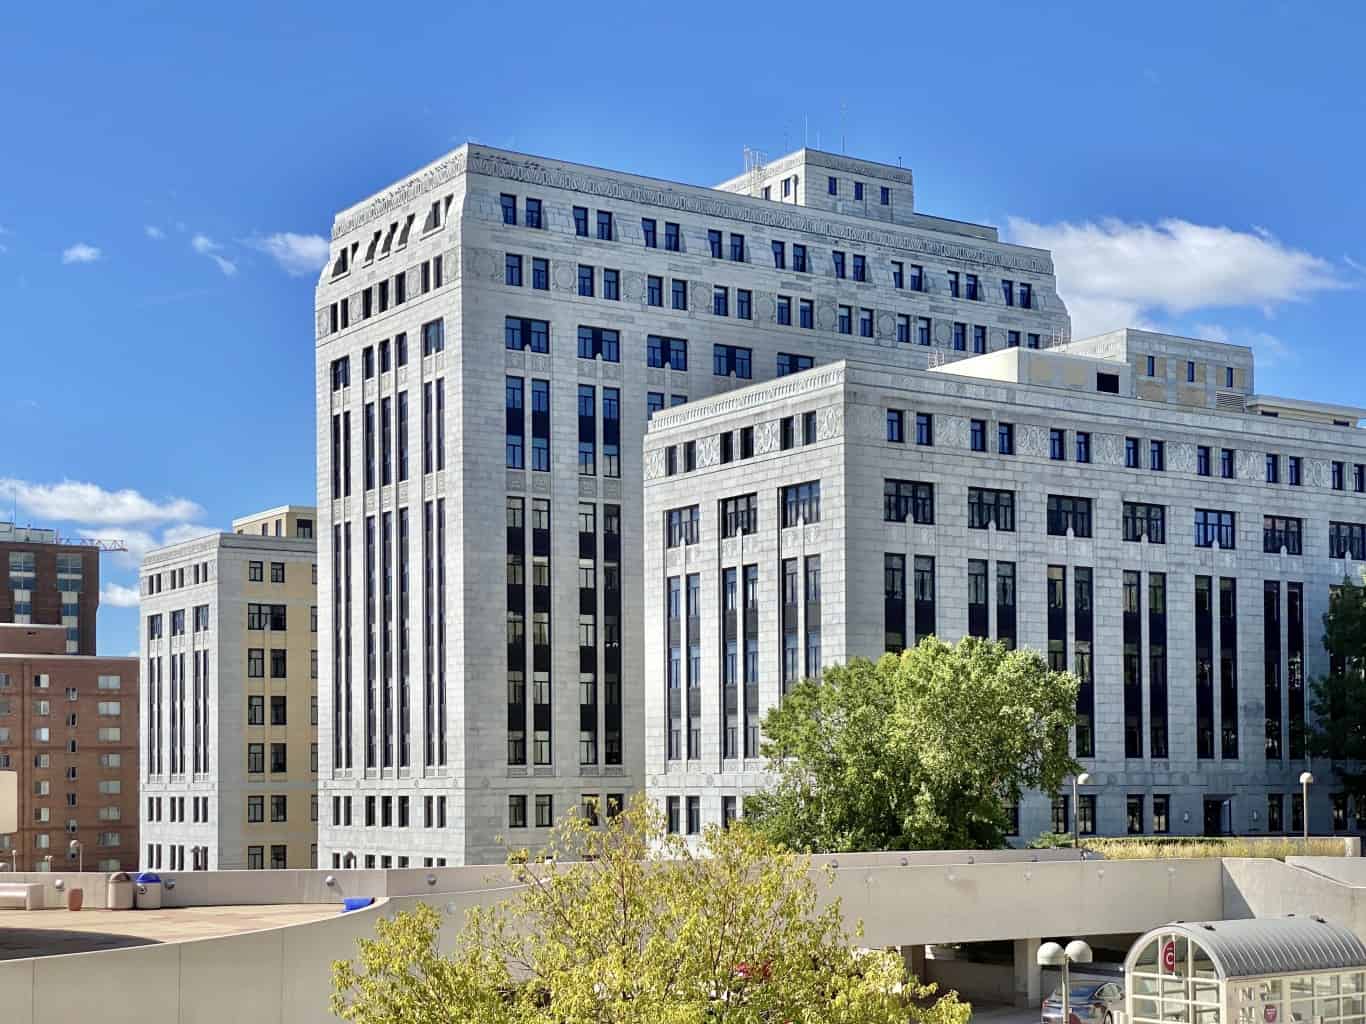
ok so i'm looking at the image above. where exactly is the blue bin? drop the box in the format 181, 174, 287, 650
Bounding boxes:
134, 872, 163, 910
342, 897, 374, 913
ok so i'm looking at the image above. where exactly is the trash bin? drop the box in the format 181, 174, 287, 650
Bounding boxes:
134, 872, 162, 910
66, 887, 83, 911
106, 872, 134, 910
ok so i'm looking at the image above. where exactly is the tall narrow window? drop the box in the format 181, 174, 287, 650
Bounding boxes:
1265, 581, 1282, 761
913, 556, 935, 643
1123, 571, 1143, 759
1288, 582, 1305, 759
577, 385, 596, 476
1074, 567, 1094, 758
530, 380, 550, 472
380, 397, 392, 486
996, 562, 1016, 649
396, 392, 409, 482
1195, 576, 1214, 759
1149, 573, 1168, 759
505, 377, 524, 469
884, 554, 905, 654
967, 559, 989, 639
1219, 577, 1238, 759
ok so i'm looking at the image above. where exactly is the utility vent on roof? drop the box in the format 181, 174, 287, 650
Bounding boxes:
1216, 391, 1246, 413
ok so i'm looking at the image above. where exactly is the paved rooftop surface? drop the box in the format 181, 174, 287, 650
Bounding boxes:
0, 903, 341, 959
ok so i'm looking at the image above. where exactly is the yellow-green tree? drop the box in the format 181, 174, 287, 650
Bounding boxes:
332, 796, 969, 1024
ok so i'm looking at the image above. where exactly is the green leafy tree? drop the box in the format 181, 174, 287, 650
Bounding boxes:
332, 796, 970, 1024
1309, 575, 1366, 802
746, 638, 1080, 852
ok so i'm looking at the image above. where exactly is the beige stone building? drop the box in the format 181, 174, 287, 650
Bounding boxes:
139, 505, 318, 870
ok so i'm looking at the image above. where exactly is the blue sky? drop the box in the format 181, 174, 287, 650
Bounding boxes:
3, 2, 1364, 654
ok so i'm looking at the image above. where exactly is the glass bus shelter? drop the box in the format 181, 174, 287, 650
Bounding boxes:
1126, 918, 1366, 1024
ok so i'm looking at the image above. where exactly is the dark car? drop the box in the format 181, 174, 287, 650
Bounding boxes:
1040, 981, 1124, 1024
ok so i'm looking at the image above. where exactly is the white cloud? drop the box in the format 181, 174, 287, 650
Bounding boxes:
191, 234, 237, 276
0, 478, 202, 526
250, 232, 329, 276
145, 225, 165, 240
1006, 216, 1347, 340
61, 242, 101, 265
100, 582, 141, 608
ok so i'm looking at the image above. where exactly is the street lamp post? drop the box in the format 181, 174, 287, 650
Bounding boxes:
1071, 772, 1092, 849
1039, 940, 1094, 1023
68, 839, 83, 873
1300, 771, 1315, 840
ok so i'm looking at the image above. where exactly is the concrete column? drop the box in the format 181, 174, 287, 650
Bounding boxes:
1013, 937, 1042, 1007
899, 944, 927, 980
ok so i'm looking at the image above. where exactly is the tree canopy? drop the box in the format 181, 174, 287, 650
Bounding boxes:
332, 796, 970, 1024
745, 637, 1080, 852
1309, 574, 1366, 802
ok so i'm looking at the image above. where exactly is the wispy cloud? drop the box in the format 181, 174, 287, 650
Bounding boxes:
144, 225, 165, 240
61, 242, 101, 265
1006, 216, 1348, 340
191, 233, 237, 276
249, 232, 329, 276
0, 478, 202, 526
99, 582, 141, 608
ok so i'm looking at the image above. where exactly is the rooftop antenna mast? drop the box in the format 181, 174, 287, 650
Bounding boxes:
743, 146, 768, 198
840, 100, 848, 154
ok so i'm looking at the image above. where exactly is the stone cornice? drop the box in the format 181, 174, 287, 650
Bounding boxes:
647, 365, 847, 435
334, 150, 470, 239
332, 148, 1051, 274
644, 359, 1366, 456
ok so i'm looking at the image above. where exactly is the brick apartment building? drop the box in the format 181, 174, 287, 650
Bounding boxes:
0, 623, 138, 870
0, 522, 101, 655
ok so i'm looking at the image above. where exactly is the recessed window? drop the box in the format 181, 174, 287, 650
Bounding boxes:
886, 409, 904, 443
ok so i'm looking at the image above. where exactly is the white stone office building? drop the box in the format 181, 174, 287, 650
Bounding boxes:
643, 341, 1366, 840
139, 506, 318, 870
314, 144, 1069, 864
